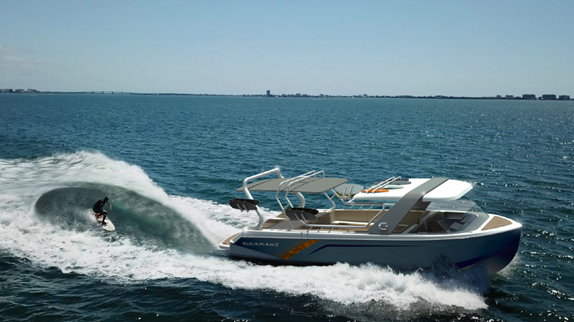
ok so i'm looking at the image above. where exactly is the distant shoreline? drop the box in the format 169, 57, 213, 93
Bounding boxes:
1, 90, 572, 101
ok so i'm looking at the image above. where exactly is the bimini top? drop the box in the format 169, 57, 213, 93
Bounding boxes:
237, 177, 348, 194
352, 178, 472, 202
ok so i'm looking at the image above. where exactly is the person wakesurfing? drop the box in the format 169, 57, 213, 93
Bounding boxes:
93, 197, 112, 225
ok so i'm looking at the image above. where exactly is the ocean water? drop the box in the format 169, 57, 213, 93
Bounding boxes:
0, 94, 573, 321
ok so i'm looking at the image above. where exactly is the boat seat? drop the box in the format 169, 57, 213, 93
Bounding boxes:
285, 207, 319, 221
261, 217, 287, 229
392, 223, 410, 233
449, 222, 463, 231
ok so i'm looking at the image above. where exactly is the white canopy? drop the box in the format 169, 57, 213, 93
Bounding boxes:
352, 179, 472, 202
238, 177, 348, 193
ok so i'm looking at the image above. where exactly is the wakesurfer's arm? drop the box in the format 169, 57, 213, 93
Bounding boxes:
107, 202, 112, 211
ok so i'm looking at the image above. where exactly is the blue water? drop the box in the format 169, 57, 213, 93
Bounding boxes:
0, 94, 573, 321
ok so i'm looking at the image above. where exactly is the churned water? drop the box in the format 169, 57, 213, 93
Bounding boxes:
0, 94, 573, 321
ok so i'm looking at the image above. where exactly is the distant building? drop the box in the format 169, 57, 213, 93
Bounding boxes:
522, 94, 536, 100
266, 90, 271, 97
558, 95, 571, 100
541, 94, 557, 100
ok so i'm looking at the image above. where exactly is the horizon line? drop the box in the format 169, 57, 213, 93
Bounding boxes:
1, 89, 572, 101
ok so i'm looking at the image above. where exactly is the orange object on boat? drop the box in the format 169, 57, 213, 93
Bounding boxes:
361, 188, 389, 193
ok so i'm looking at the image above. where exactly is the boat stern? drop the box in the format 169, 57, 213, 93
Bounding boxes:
219, 232, 240, 251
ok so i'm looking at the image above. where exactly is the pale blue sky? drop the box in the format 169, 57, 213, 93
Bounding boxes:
1, 0, 573, 96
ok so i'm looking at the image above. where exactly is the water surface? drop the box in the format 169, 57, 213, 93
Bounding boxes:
1, 94, 573, 321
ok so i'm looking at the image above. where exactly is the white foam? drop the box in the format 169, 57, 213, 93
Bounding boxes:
167, 195, 278, 246
0, 151, 487, 311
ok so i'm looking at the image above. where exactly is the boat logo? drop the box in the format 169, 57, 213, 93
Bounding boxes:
242, 242, 279, 247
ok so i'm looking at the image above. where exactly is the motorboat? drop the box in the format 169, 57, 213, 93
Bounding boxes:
219, 168, 521, 274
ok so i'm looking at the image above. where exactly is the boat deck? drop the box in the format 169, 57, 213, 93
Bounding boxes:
223, 211, 512, 248
259, 209, 465, 234
221, 233, 239, 246
256, 208, 512, 234
482, 216, 512, 231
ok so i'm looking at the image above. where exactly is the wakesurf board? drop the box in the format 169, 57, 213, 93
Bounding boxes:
96, 215, 116, 232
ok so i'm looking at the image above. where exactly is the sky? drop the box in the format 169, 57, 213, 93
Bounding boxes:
1, 0, 573, 96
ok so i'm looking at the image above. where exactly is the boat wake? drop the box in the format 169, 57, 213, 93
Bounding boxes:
0, 151, 491, 314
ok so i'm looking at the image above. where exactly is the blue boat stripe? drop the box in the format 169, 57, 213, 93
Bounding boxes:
305, 240, 520, 268
306, 244, 419, 257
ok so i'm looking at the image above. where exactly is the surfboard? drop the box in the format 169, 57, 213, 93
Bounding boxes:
96, 215, 116, 232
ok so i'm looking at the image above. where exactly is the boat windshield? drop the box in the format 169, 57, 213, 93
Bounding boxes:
426, 200, 485, 213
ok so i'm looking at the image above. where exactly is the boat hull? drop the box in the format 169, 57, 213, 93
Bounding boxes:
229, 223, 521, 274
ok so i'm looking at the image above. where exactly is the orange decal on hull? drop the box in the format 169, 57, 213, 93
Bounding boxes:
280, 240, 320, 260
276, 240, 305, 258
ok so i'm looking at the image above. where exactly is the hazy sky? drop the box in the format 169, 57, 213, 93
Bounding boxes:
1, 0, 573, 96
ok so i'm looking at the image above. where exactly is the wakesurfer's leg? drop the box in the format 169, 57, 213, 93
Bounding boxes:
99, 210, 108, 225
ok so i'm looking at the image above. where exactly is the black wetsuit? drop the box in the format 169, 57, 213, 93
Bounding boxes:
93, 199, 107, 215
